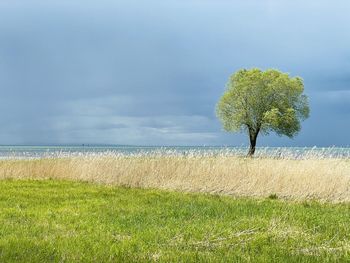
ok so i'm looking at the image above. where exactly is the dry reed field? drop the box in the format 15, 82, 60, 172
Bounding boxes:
0, 149, 349, 202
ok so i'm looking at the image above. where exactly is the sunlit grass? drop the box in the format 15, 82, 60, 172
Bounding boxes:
0, 149, 349, 201
1, 180, 350, 262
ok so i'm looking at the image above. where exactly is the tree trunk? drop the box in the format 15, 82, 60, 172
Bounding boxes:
247, 129, 259, 157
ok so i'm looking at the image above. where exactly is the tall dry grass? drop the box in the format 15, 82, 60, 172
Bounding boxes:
0, 150, 349, 201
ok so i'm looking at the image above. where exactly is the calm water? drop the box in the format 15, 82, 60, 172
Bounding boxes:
0, 146, 349, 159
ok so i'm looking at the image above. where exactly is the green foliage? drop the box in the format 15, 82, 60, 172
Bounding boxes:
216, 68, 310, 138
1, 180, 350, 262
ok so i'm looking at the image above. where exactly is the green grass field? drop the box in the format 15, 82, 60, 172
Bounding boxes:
1, 180, 350, 262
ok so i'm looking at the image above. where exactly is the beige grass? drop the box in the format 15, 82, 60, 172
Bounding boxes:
0, 154, 349, 201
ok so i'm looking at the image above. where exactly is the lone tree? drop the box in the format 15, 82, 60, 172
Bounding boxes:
216, 68, 309, 156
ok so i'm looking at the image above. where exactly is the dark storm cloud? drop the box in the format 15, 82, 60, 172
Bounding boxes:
0, 0, 349, 146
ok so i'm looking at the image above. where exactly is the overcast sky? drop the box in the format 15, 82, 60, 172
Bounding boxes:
0, 0, 349, 146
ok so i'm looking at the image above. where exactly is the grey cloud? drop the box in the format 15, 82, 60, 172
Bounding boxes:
0, 0, 349, 146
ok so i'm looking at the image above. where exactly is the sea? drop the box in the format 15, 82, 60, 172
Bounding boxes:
0, 145, 349, 159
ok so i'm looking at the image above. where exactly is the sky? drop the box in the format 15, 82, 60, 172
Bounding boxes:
0, 0, 349, 146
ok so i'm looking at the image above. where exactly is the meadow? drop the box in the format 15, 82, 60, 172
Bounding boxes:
0, 148, 349, 202
2, 179, 350, 262
0, 149, 349, 262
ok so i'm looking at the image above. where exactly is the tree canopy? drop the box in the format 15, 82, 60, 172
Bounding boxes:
216, 68, 310, 156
